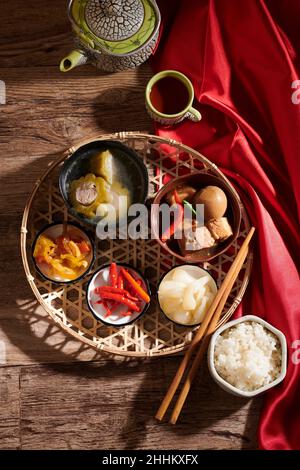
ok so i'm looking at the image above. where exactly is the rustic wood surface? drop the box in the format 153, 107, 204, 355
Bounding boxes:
0, 0, 261, 450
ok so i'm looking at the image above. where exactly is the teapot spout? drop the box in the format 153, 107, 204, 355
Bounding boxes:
60, 50, 87, 72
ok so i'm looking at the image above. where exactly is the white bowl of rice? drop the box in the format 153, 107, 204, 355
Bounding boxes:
208, 315, 287, 397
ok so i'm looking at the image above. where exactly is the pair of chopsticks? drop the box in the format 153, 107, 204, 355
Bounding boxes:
155, 226, 255, 425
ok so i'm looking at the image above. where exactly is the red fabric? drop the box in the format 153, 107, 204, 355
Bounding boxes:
152, 0, 300, 450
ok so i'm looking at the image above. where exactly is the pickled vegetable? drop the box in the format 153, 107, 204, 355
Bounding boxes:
33, 233, 91, 280
158, 266, 217, 326
33, 235, 56, 265
68, 150, 132, 220
165, 184, 197, 205
90, 150, 113, 184
69, 173, 110, 218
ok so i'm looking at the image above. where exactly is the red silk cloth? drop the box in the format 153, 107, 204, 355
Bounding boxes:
152, 0, 300, 450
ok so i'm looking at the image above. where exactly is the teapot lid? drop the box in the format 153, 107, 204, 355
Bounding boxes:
85, 0, 144, 41
69, 0, 160, 55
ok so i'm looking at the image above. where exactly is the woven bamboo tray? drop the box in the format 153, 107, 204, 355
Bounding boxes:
21, 132, 253, 357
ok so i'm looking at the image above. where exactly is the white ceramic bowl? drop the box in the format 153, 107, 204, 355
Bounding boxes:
157, 265, 217, 327
207, 315, 287, 398
86, 264, 150, 327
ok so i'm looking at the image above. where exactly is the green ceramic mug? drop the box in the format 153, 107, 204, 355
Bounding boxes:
145, 70, 202, 125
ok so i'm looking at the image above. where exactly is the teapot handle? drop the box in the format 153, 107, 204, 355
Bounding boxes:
60, 50, 88, 72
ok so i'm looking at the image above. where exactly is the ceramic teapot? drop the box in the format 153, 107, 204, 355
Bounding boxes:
60, 0, 161, 73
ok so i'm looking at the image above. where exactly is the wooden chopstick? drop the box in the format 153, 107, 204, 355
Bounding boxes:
155, 227, 255, 422
169, 241, 250, 424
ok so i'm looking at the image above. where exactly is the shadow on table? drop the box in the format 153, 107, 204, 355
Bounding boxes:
120, 359, 262, 450
0, 154, 105, 366
91, 67, 153, 135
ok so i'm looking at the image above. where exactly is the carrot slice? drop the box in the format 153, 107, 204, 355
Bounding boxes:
120, 268, 150, 303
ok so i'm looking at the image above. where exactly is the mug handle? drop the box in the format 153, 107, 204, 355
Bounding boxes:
187, 107, 202, 122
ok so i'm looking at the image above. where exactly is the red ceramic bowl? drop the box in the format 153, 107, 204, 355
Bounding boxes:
151, 172, 242, 263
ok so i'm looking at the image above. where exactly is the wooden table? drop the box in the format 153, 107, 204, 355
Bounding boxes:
0, 0, 261, 450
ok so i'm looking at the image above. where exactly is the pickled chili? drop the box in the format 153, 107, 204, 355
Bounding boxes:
99, 292, 140, 311
93, 263, 150, 318
117, 272, 124, 290
122, 311, 133, 317
161, 190, 184, 242
94, 286, 138, 301
120, 268, 150, 303
102, 300, 112, 318
109, 262, 118, 288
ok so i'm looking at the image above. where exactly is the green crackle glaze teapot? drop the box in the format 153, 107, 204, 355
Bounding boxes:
60, 0, 161, 73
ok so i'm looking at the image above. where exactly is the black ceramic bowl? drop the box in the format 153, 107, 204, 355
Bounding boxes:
59, 140, 149, 227
32, 222, 95, 285
86, 263, 151, 327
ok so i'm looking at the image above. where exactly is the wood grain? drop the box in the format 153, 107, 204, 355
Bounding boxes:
19, 361, 261, 450
0, 0, 261, 450
0, 0, 76, 68
0, 368, 20, 449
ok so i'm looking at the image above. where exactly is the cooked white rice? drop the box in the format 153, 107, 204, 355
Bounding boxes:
214, 321, 282, 391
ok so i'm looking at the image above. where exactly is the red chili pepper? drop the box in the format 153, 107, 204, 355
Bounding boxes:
36, 255, 46, 264
120, 268, 150, 303
117, 272, 124, 290
109, 262, 118, 288
122, 311, 133, 317
161, 190, 184, 243
95, 286, 125, 295
110, 303, 121, 312
99, 292, 140, 311
173, 189, 182, 205
77, 240, 91, 254
126, 283, 136, 297
95, 286, 139, 302
102, 300, 112, 318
